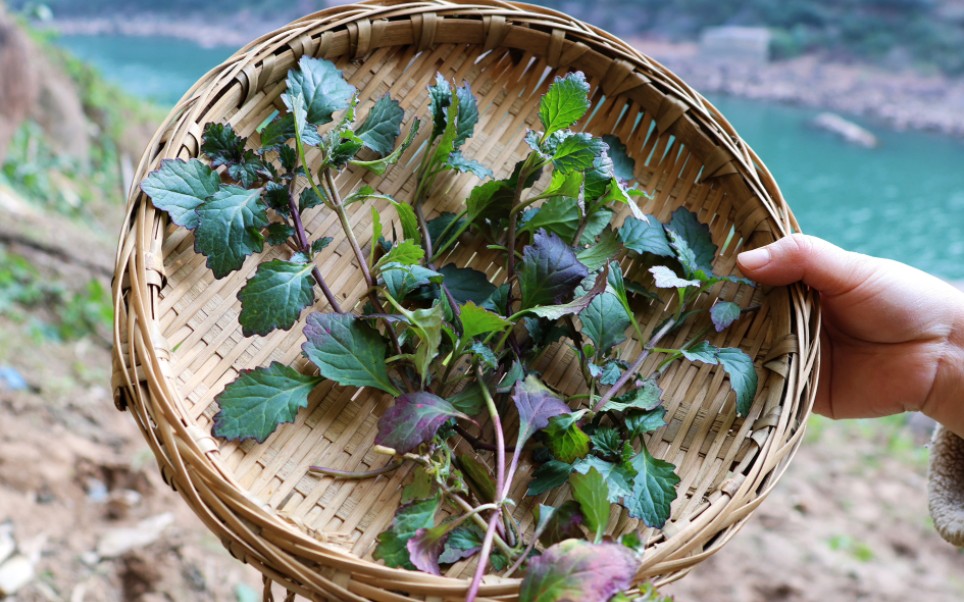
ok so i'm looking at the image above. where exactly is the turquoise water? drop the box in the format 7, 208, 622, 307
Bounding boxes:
58, 34, 235, 106
54, 34, 964, 279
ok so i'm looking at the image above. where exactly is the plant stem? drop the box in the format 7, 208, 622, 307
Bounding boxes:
465, 371, 507, 602
309, 461, 401, 479
592, 317, 678, 413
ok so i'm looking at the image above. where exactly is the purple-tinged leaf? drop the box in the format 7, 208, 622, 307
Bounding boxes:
375, 392, 468, 455
649, 265, 700, 289
519, 230, 589, 309
407, 526, 448, 575
710, 301, 742, 332
374, 494, 441, 569
513, 376, 570, 448
518, 539, 638, 602
527, 265, 608, 321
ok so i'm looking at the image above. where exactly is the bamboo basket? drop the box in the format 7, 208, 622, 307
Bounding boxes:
111, 1, 820, 600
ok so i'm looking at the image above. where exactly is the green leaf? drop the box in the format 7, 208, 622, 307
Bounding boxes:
519, 230, 590, 309
446, 151, 492, 179
428, 73, 453, 138
212, 362, 322, 443
439, 265, 496, 304
405, 303, 445, 386
569, 468, 611, 542
374, 239, 424, 271
602, 135, 635, 181
237, 259, 314, 337
351, 118, 420, 175
626, 447, 680, 528
527, 460, 574, 497
539, 71, 592, 137
710, 301, 742, 332
264, 223, 294, 247
537, 501, 584, 547
680, 340, 719, 364
283, 56, 355, 126
572, 456, 635, 503
578, 208, 614, 246
546, 170, 584, 198
140, 158, 220, 230
259, 113, 296, 148
375, 392, 467, 454
717, 347, 758, 416
466, 179, 513, 223
264, 182, 291, 214
299, 186, 326, 211
601, 380, 662, 414
590, 427, 624, 459
426, 212, 465, 252
456, 454, 496, 503
551, 133, 608, 175
526, 266, 608, 321
374, 495, 441, 569
381, 263, 443, 301
545, 412, 591, 464
449, 384, 484, 416
518, 539, 637, 602
459, 302, 511, 340
438, 524, 484, 565
454, 83, 479, 149
625, 407, 667, 437
401, 466, 434, 504
619, 216, 673, 258
667, 208, 716, 275
311, 237, 333, 254
194, 186, 268, 278
514, 376, 570, 448
226, 150, 266, 188
389, 198, 422, 244
201, 122, 247, 168
649, 265, 700, 289
356, 94, 404, 156
302, 313, 399, 395
579, 292, 630, 357
576, 229, 622, 272
520, 198, 581, 243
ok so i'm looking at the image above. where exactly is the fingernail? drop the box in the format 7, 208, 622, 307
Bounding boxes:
738, 247, 770, 270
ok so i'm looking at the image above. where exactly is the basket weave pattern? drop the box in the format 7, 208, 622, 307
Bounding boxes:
111, 1, 819, 600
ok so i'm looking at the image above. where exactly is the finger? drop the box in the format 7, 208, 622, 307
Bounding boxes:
736, 234, 876, 296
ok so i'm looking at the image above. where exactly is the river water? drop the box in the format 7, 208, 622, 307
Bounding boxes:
57, 34, 964, 280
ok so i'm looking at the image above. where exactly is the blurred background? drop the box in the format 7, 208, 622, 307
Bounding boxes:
0, 1, 962, 600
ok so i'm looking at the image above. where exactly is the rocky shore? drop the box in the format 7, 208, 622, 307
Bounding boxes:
638, 38, 964, 138
42, 17, 964, 138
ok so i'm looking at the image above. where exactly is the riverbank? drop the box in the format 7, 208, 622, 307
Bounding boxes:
38, 16, 964, 138
638, 38, 964, 138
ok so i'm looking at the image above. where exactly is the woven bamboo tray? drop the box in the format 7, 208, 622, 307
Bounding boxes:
111, 1, 820, 600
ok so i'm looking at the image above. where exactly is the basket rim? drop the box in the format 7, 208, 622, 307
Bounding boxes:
111, 1, 820, 599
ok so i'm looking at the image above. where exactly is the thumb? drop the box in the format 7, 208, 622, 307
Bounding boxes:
736, 234, 875, 296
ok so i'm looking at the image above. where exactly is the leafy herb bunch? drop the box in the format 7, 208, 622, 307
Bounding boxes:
141, 55, 756, 601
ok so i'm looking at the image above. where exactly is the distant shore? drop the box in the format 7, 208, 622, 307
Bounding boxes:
42, 17, 964, 139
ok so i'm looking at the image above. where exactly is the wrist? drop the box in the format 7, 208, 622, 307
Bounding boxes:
921, 293, 964, 438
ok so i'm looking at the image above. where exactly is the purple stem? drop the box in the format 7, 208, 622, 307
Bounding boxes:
288, 193, 343, 313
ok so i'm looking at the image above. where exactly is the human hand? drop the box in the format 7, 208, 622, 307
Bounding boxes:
737, 234, 964, 438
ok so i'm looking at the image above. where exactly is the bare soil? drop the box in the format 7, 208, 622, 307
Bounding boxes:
1, 187, 961, 601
